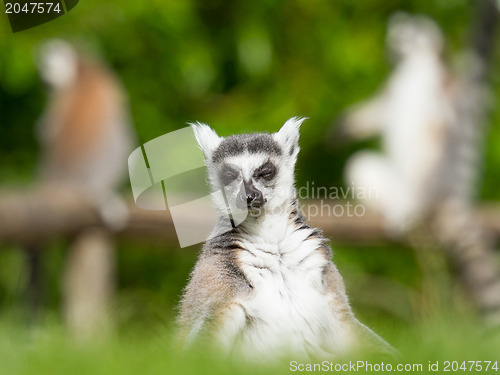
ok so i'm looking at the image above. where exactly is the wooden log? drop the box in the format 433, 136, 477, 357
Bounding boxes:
0, 186, 499, 246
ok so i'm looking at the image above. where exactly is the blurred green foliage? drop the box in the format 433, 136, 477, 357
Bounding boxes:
1, 0, 500, 368
1, 0, 499, 195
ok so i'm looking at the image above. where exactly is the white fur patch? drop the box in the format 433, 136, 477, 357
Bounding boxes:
39, 39, 78, 88
274, 117, 307, 158
191, 122, 222, 160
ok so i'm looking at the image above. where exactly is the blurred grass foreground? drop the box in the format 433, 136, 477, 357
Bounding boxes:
1, 0, 500, 374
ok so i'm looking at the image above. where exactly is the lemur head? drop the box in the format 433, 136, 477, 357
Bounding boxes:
38, 39, 79, 89
387, 12, 444, 61
192, 117, 306, 218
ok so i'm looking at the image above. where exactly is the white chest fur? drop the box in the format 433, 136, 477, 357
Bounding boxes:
216, 219, 355, 359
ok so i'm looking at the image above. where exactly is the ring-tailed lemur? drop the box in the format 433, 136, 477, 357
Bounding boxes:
338, 11, 500, 325
37, 39, 135, 229
340, 13, 459, 235
178, 117, 394, 360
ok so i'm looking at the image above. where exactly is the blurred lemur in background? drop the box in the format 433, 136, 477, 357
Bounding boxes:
178, 118, 394, 360
338, 13, 458, 235
28, 39, 136, 337
335, 4, 500, 328
37, 39, 136, 227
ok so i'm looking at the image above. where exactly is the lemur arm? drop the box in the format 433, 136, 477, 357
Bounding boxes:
177, 252, 248, 345
340, 92, 387, 140
322, 261, 397, 355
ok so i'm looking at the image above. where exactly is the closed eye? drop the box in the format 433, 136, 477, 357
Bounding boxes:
254, 161, 276, 181
260, 169, 273, 179
220, 164, 239, 185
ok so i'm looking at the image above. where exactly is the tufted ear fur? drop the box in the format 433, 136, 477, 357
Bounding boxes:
191, 122, 222, 161
274, 117, 307, 159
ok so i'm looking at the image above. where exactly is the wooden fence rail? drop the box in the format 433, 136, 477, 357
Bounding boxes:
1, 186, 499, 246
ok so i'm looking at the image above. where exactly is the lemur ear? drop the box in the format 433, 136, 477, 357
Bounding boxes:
191, 122, 222, 160
274, 117, 307, 157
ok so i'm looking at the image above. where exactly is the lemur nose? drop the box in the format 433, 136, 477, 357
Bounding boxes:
246, 192, 257, 204
241, 180, 264, 208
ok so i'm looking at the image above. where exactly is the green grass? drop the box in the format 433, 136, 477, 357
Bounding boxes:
0, 311, 499, 375
1, 243, 499, 374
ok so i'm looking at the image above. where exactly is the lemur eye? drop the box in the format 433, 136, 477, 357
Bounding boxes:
220, 165, 239, 185
254, 161, 276, 181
